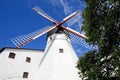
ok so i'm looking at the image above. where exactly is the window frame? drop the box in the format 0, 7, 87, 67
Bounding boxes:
59, 48, 64, 53
23, 72, 29, 78
26, 57, 31, 63
8, 52, 16, 59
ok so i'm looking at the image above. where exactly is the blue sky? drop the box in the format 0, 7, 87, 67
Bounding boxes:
0, 0, 95, 57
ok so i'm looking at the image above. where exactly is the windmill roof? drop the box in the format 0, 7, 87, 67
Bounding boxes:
47, 27, 69, 38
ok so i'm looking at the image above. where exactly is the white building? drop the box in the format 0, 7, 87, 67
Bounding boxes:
0, 29, 82, 80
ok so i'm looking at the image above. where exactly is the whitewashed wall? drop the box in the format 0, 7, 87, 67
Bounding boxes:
0, 33, 82, 80
34, 33, 82, 80
0, 48, 44, 80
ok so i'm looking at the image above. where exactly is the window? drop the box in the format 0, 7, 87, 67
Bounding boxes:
50, 37, 52, 40
8, 52, 16, 59
23, 72, 29, 78
26, 57, 31, 63
59, 49, 64, 53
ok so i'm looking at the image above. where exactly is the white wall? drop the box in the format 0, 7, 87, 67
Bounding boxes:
34, 33, 81, 80
0, 33, 82, 80
0, 48, 44, 80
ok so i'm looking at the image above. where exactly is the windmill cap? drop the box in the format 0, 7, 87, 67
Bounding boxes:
47, 27, 69, 39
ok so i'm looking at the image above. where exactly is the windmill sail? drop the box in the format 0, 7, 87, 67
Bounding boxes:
69, 32, 97, 50
11, 6, 96, 51
60, 11, 81, 24
32, 6, 57, 24
11, 26, 56, 48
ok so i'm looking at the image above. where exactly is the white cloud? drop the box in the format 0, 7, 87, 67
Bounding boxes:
50, 0, 62, 6
64, 5, 73, 15
59, 0, 73, 15
50, 0, 74, 15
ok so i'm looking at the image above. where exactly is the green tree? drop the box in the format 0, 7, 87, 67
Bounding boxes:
77, 0, 120, 80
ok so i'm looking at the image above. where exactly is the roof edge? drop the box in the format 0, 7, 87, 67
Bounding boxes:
0, 47, 44, 53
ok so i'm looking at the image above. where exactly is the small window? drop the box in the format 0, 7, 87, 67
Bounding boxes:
59, 49, 64, 53
50, 37, 52, 40
8, 52, 16, 59
26, 57, 31, 63
23, 72, 29, 78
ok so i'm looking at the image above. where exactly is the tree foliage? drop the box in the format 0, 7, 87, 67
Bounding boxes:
77, 0, 120, 80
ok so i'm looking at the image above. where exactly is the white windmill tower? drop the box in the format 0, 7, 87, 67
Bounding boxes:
9, 6, 89, 80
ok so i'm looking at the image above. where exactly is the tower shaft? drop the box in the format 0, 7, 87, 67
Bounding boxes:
34, 32, 81, 80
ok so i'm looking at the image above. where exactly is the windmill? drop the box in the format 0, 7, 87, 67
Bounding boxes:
10, 6, 95, 80
11, 6, 88, 48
